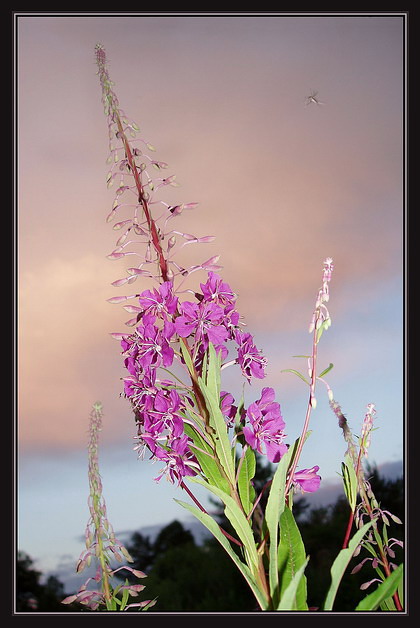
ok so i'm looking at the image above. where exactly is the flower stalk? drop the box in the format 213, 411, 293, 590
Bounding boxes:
62, 403, 154, 611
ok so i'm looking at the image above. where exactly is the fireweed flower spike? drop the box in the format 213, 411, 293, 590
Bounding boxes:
284, 258, 334, 497
330, 399, 404, 610
95, 44, 268, 484
62, 403, 155, 611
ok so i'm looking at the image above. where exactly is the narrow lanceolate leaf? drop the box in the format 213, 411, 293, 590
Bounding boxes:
280, 369, 310, 386
183, 423, 230, 494
265, 446, 293, 605
341, 454, 358, 511
276, 558, 309, 611
237, 447, 256, 516
323, 521, 372, 611
203, 343, 222, 399
120, 581, 130, 610
355, 564, 403, 611
318, 363, 334, 378
189, 476, 260, 571
277, 506, 308, 610
174, 499, 269, 611
198, 345, 236, 485
179, 339, 194, 376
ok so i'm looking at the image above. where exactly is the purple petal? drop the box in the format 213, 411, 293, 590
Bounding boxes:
294, 466, 321, 493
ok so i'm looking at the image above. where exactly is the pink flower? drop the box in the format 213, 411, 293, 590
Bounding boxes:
123, 321, 175, 370
235, 330, 267, 380
200, 272, 236, 307
175, 301, 229, 348
243, 388, 287, 463
293, 466, 321, 493
153, 435, 200, 484
138, 281, 178, 320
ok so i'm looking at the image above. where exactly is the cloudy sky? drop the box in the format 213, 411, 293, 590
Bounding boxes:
16, 12, 405, 591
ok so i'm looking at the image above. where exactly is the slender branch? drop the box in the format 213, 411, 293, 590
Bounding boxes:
284, 326, 318, 497
180, 480, 243, 548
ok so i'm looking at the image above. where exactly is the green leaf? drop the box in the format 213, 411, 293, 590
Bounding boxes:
265, 446, 293, 604
120, 580, 130, 610
189, 476, 260, 570
355, 564, 403, 611
323, 521, 372, 610
398, 570, 404, 607
237, 446, 256, 516
276, 558, 309, 611
179, 339, 194, 374
198, 346, 236, 485
280, 369, 310, 385
204, 343, 222, 398
318, 363, 334, 378
183, 423, 230, 494
341, 454, 358, 511
277, 507, 308, 610
174, 498, 269, 610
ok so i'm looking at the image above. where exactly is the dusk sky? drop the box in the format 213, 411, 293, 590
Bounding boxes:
16, 13, 405, 591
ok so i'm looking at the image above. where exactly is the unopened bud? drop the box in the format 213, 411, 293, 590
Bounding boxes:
120, 546, 134, 562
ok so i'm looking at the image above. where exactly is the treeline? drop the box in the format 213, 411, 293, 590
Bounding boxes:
16, 465, 403, 612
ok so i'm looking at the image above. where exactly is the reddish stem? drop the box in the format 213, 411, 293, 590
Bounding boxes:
342, 509, 354, 550
114, 114, 169, 282
180, 480, 243, 548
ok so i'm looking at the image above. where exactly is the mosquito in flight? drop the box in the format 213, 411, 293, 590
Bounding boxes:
305, 90, 325, 106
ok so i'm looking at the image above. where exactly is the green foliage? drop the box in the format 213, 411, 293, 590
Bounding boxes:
323, 521, 372, 611
341, 454, 358, 511
355, 564, 403, 611
237, 446, 256, 516
276, 558, 309, 611
175, 500, 267, 610
294, 469, 404, 611
189, 476, 260, 572
197, 344, 236, 485
277, 507, 308, 610
265, 443, 293, 604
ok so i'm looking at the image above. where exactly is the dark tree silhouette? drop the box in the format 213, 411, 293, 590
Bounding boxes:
16, 551, 66, 612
